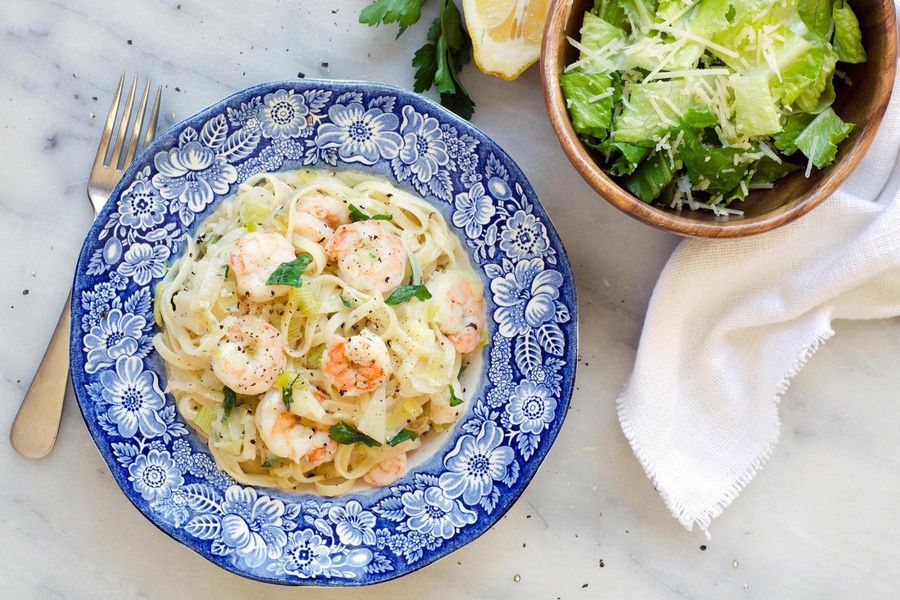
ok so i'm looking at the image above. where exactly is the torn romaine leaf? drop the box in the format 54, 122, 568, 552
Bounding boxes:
793, 49, 838, 113
730, 73, 782, 136
678, 128, 749, 193
614, 80, 704, 144
621, 0, 659, 33
669, 0, 733, 69
774, 113, 816, 155
625, 152, 677, 202
680, 108, 718, 129
832, 0, 867, 63
560, 69, 615, 138
751, 156, 802, 184
798, 0, 835, 38
610, 141, 651, 175
793, 107, 853, 168
578, 12, 627, 71
772, 36, 829, 106
594, 0, 628, 29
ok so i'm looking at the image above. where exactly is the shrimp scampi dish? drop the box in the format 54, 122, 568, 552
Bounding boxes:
153, 169, 486, 495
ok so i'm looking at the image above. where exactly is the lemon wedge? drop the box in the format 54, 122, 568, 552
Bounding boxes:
463, 0, 550, 80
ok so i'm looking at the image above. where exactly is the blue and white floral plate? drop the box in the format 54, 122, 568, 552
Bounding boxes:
70, 80, 577, 585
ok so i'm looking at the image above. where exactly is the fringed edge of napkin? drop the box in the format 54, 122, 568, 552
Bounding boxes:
616, 327, 836, 538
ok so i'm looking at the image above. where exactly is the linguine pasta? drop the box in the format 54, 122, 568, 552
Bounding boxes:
152, 169, 485, 496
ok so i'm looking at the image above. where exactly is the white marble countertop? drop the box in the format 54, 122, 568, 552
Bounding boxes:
1, 1, 898, 598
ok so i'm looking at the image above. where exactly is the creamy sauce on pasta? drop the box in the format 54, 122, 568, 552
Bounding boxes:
153, 169, 485, 495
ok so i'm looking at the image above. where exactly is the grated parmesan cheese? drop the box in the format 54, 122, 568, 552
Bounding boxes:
565, 36, 622, 73
835, 69, 853, 86
671, 130, 685, 154
805, 140, 817, 178
658, 0, 700, 29
588, 89, 615, 102
660, 96, 683, 119
757, 140, 782, 164
648, 97, 677, 127
646, 68, 731, 82
651, 24, 740, 58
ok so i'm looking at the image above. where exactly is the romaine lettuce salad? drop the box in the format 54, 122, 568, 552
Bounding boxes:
561, 0, 867, 214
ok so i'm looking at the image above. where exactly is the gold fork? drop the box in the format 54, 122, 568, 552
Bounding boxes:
10, 75, 162, 459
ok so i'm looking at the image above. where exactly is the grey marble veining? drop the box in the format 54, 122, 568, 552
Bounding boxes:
1, 1, 898, 598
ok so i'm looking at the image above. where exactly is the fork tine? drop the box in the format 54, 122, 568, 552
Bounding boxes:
143, 85, 162, 150
93, 73, 124, 170
109, 77, 137, 170
123, 81, 152, 168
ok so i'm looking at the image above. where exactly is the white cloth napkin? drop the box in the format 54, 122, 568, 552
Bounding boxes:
617, 64, 900, 535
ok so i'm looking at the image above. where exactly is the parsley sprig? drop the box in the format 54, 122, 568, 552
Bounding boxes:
349, 204, 393, 222
329, 422, 382, 447
388, 428, 418, 446
281, 373, 302, 410
265, 254, 312, 288
360, 0, 475, 119
448, 384, 463, 407
359, 0, 426, 36
385, 283, 432, 305
222, 386, 237, 420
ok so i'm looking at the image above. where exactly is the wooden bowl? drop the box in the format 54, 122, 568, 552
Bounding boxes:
541, 0, 897, 238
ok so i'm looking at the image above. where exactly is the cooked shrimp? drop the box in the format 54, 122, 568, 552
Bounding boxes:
297, 193, 349, 229
322, 330, 392, 396
228, 231, 296, 302
428, 271, 486, 354
326, 221, 407, 294
293, 212, 333, 244
255, 388, 336, 466
363, 452, 407, 487
212, 315, 286, 395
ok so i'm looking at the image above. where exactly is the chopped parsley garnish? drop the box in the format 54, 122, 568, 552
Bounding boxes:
329, 422, 382, 447
265, 254, 312, 287
385, 284, 432, 305
388, 428, 418, 447
359, 0, 474, 119
340, 295, 355, 309
448, 384, 463, 407
223, 264, 230, 278
349, 203, 393, 222
222, 386, 236, 420
281, 374, 302, 409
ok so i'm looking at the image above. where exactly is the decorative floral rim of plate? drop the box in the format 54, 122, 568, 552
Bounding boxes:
70, 79, 578, 586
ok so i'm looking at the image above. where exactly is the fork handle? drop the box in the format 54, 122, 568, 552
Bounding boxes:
10, 296, 71, 459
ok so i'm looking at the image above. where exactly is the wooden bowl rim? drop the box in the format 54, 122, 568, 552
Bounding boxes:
540, 0, 898, 238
